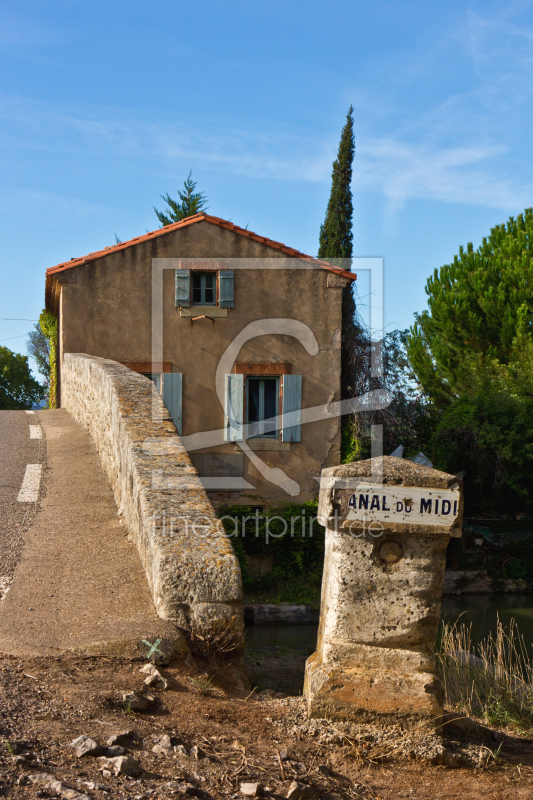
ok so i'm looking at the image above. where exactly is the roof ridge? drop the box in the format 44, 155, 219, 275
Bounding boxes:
45, 214, 356, 284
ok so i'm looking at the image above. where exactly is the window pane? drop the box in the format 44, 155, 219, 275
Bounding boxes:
204, 273, 215, 304
248, 378, 260, 437
192, 273, 202, 304
247, 377, 277, 438
263, 379, 277, 435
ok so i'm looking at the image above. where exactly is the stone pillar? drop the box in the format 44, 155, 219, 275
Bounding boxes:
304, 456, 462, 724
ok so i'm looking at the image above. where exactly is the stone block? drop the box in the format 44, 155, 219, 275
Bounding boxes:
305, 456, 462, 725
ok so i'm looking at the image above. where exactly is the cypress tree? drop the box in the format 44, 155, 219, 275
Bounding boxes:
318, 106, 356, 398
318, 105, 355, 264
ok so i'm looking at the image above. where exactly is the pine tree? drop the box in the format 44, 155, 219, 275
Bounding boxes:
318, 106, 356, 400
154, 170, 208, 227
407, 207, 533, 405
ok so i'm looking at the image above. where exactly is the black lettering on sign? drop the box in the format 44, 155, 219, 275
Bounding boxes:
382, 496, 390, 511
405, 505, 412, 513
359, 494, 369, 510
435, 499, 439, 514
370, 495, 380, 511
454, 500, 458, 515
420, 498, 432, 514
442, 500, 451, 515
396, 501, 403, 512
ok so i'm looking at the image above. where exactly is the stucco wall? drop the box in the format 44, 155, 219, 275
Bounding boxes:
61, 353, 243, 638
58, 221, 347, 506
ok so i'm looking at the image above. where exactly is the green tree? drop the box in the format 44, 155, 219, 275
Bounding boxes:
27, 322, 51, 390
318, 105, 355, 264
154, 170, 208, 227
38, 310, 58, 408
318, 106, 356, 400
407, 207, 533, 405
0, 346, 44, 410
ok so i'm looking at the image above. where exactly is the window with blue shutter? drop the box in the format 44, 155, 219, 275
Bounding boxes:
219, 270, 234, 308
225, 374, 244, 441
282, 374, 302, 442
163, 373, 183, 435
175, 269, 190, 307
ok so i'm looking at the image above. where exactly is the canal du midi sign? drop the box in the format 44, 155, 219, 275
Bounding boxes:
346, 483, 460, 527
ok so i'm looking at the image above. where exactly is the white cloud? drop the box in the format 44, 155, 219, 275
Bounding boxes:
354, 138, 531, 211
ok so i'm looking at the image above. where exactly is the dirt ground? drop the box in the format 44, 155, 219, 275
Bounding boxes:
1, 651, 533, 800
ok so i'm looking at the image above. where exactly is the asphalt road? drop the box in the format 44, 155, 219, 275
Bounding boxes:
0, 410, 45, 596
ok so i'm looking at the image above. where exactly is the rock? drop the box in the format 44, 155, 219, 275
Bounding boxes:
278, 749, 289, 761
83, 781, 109, 792
286, 782, 319, 800
153, 733, 173, 755
144, 670, 169, 691
174, 744, 189, 756
105, 755, 142, 777
101, 769, 112, 779
140, 663, 169, 690
442, 712, 492, 740
190, 744, 206, 760
107, 730, 135, 746
317, 765, 330, 777
240, 782, 264, 796
105, 745, 126, 757
122, 691, 152, 712
11, 755, 34, 768
68, 735, 103, 758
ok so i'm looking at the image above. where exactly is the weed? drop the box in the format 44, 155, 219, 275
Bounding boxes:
188, 675, 216, 696
437, 616, 533, 733
5, 740, 14, 754
187, 616, 244, 663
123, 701, 134, 716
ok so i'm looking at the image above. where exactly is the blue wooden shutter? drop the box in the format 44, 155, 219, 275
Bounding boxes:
219, 270, 234, 308
163, 373, 183, 435
282, 374, 302, 442
175, 269, 190, 307
225, 374, 244, 441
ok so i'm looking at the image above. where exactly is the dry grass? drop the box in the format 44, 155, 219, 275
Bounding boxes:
437, 616, 533, 733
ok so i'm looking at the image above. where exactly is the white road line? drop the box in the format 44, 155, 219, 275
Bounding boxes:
25, 410, 35, 415
29, 425, 42, 439
17, 464, 43, 503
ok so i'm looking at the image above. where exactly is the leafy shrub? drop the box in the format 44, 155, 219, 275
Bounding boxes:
218, 502, 325, 606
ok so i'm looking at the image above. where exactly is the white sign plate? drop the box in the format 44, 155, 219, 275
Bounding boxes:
343, 483, 460, 527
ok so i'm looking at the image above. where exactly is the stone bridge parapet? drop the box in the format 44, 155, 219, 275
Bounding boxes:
61, 353, 243, 639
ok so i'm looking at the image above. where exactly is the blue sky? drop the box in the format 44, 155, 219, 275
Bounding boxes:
2, 0, 533, 375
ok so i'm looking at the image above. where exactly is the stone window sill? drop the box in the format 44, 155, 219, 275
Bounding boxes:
179, 306, 228, 317
236, 440, 291, 451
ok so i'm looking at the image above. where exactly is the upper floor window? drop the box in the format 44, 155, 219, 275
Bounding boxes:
192, 272, 216, 305
175, 269, 234, 309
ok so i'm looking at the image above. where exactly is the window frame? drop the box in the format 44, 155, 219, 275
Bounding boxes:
191, 271, 217, 306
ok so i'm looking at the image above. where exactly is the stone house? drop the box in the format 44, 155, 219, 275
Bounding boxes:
45, 213, 356, 508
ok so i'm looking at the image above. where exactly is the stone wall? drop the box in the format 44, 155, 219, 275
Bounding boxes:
61, 353, 243, 638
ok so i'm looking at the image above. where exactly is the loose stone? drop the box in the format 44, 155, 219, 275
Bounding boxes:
68, 735, 103, 758
240, 782, 264, 796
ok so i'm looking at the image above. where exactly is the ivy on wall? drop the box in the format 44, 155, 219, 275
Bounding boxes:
39, 310, 58, 408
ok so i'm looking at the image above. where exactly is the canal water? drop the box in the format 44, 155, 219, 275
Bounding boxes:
244, 594, 533, 694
